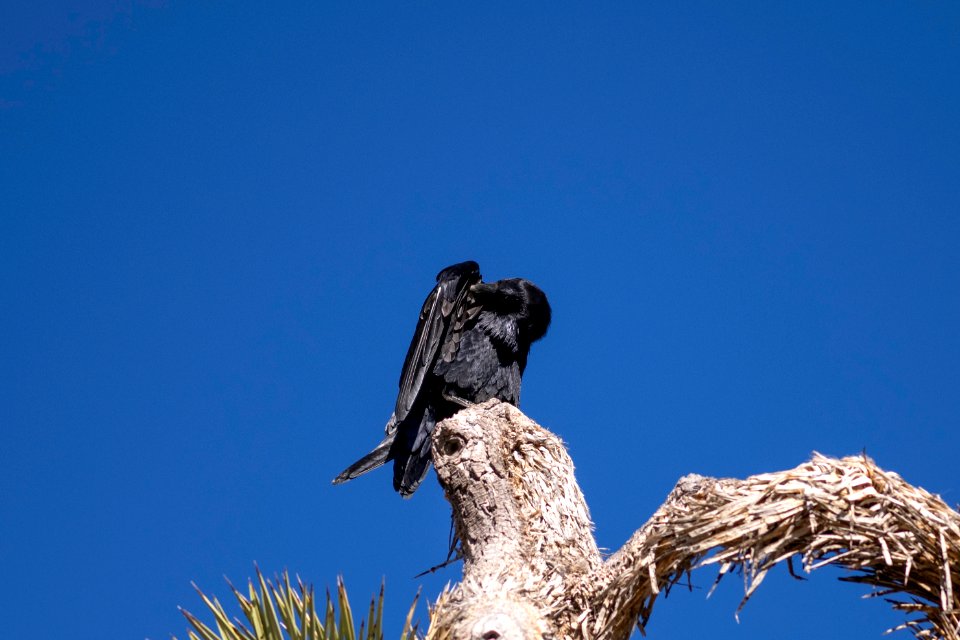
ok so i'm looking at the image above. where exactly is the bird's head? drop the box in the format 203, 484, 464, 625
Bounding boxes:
471, 278, 551, 344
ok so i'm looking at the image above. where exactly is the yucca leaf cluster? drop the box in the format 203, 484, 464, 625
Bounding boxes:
178, 569, 419, 640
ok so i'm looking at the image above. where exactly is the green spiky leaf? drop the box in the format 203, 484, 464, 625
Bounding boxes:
177, 571, 418, 640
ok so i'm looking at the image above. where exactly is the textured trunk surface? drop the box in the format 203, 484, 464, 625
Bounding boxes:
424, 400, 960, 640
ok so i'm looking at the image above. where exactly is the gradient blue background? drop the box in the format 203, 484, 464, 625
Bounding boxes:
2, 3, 958, 639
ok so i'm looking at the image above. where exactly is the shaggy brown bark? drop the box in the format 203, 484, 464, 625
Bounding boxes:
425, 400, 960, 640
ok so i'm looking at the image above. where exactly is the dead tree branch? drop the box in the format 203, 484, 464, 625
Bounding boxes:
425, 400, 960, 640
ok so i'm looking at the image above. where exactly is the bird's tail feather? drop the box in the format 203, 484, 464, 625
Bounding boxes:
395, 408, 436, 497
332, 433, 394, 484
396, 441, 432, 497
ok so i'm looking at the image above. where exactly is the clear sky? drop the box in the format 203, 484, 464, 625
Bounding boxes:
1, 3, 958, 639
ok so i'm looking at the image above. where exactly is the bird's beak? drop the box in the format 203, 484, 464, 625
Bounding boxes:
470, 282, 497, 297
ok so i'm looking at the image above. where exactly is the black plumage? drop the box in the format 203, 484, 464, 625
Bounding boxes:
333, 260, 551, 496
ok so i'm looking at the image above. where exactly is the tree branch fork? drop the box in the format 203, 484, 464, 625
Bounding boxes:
425, 400, 960, 640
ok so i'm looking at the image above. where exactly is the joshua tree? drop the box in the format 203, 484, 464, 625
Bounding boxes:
425, 401, 959, 640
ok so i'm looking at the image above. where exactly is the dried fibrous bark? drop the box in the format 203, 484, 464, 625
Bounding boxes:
425, 400, 960, 640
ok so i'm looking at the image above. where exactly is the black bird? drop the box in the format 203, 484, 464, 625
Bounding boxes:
333, 260, 551, 496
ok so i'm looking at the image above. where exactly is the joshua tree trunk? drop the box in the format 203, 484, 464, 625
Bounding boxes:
425, 400, 960, 640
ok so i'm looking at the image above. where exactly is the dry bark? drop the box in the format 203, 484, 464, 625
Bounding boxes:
424, 400, 960, 640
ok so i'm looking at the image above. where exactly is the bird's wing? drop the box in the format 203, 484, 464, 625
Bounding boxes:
395, 261, 480, 422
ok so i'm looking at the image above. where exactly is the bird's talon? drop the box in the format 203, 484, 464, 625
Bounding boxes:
443, 394, 474, 408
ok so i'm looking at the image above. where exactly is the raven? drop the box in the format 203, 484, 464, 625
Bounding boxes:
333, 260, 551, 496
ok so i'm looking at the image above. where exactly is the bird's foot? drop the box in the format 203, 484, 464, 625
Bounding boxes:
442, 393, 474, 408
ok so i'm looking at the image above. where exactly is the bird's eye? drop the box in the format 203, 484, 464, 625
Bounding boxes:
443, 436, 465, 456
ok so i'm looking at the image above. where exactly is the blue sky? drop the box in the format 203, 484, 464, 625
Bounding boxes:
1, 3, 958, 639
